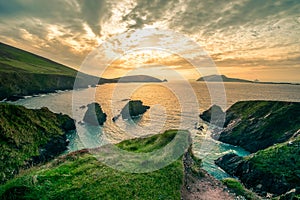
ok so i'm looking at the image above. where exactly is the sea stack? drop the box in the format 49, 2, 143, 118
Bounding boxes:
83, 102, 107, 126
121, 100, 150, 119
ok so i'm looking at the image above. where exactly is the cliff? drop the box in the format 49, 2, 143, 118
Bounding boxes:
213, 101, 300, 153
215, 135, 300, 196
0, 103, 75, 184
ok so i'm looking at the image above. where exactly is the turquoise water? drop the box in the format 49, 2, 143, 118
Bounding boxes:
12, 81, 300, 179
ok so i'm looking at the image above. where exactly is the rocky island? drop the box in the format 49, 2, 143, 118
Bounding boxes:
121, 100, 150, 119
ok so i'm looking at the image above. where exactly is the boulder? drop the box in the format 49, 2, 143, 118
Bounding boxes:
121, 100, 150, 119
83, 103, 107, 126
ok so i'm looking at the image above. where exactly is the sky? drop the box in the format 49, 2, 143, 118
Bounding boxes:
0, 0, 299, 82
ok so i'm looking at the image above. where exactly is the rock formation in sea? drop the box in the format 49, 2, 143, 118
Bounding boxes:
199, 105, 225, 127
83, 102, 107, 126
121, 100, 150, 119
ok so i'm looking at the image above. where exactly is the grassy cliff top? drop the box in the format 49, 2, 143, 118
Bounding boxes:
219, 100, 300, 152
246, 135, 300, 185
0, 130, 192, 200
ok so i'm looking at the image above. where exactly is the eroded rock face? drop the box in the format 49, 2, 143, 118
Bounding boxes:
121, 100, 150, 119
83, 103, 107, 126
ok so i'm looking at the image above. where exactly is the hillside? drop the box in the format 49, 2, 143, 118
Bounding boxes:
197, 75, 252, 83
207, 101, 300, 153
0, 42, 104, 101
0, 103, 75, 184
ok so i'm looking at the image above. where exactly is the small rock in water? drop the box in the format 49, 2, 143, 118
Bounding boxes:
121, 100, 150, 119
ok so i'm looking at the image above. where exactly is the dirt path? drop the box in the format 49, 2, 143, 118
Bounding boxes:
181, 150, 238, 200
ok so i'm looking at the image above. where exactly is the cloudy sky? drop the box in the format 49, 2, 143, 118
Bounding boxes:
0, 0, 299, 82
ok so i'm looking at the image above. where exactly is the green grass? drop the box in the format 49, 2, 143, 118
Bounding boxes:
0, 130, 192, 200
0, 42, 77, 76
116, 130, 178, 153
247, 136, 300, 185
0, 103, 74, 184
222, 178, 260, 200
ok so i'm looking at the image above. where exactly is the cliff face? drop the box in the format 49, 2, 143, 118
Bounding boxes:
217, 101, 300, 153
0, 104, 75, 183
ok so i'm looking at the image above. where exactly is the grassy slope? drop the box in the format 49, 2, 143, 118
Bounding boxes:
219, 101, 300, 152
0, 42, 101, 100
246, 135, 300, 187
0, 130, 191, 200
0, 103, 75, 184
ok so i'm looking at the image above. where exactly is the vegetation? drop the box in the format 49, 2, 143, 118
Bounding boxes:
0, 130, 192, 200
222, 178, 260, 200
216, 135, 300, 195
248, 135, 300, 186
116, 129, 178, 153
0, 103, 75, 184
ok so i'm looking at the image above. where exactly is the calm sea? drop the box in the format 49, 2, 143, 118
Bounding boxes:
13, 81, 300, 179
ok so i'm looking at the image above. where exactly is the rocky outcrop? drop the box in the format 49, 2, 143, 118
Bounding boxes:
121, 100, 150, 119
199, 105, 225, 127
213, 101, 300, 153
215, 136, 300, 196
83, 103, 107, 126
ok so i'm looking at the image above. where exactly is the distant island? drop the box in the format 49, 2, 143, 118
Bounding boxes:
197, 75, 252, 83
197, 74, 299, 85
108, 75, 162, 83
